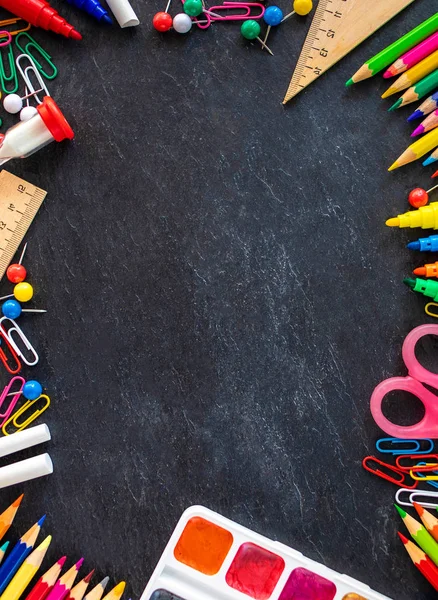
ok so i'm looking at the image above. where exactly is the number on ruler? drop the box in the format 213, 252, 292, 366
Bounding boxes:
17, 184, 25, 193
7, 204, 14, 212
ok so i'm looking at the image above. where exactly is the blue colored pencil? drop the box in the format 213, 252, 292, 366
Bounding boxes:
0, 516, 45, 594
64, 0, 113, 25
408, 90, 438, 121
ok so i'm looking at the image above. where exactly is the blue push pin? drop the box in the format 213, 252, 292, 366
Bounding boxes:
1, 299, 46, 319
262, 6, 284, 49
6, 379, 43, 400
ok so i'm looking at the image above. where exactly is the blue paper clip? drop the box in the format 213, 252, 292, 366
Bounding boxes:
376, 437, 434, 455
414, 462, 438, 489
15, 33, 57, 80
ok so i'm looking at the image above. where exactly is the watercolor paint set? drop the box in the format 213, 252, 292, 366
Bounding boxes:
141, 506, 392, 600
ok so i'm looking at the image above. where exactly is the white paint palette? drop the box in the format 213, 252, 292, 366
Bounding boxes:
141, 506, 393, 600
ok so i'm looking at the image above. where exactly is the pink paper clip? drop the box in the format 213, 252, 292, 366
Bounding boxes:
180, 0, 211, 29
208, 2, 265, 20
0, 376, 25, 427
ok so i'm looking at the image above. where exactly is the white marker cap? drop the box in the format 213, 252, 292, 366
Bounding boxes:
105, 0, 139, 27
0, 454, 53, 489
0, 424, 51, 458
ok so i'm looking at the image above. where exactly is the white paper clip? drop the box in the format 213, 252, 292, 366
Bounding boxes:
395, 488, 414, 507
409, 490, 438, 509
16, 53, 50, 104
0, 317, 38, 366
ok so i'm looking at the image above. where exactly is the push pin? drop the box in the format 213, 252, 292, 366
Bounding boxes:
408, 184, 438, 208
20, 88, 38, 122
173, 13, 195, 33
183, 0, 222, 20
1, 300, 46, 320
281, 0, 313, 23
6, 244, 27, 284
0, 282, 34, 303
3, 89, 43, 115
6, 379, 43, 401
241, 20, 273, 56
153, 0, 173, 32
262, 6, 283, 49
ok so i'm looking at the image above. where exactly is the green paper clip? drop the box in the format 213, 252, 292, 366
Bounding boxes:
15, 33, 57, 80
0, 44, 18, 94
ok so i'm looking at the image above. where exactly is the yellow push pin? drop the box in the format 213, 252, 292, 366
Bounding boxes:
281, 0, 313, 23
0, 282, 34, 303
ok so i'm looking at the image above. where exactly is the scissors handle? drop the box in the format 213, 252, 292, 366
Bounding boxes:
403, 323, 438, 387
370, 376, 438, 438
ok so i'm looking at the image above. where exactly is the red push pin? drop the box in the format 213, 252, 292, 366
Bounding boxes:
408, 185, 438, 208
6, 243, 27, 284
153, 0, 173, 31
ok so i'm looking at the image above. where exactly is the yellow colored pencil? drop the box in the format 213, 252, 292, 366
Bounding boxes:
0, 536, 51, 600
83, 578, 108, 600
100, 583, 125, 600
0, 497, 23, 544
389, 127, 438, 170
382, 49, 438, 97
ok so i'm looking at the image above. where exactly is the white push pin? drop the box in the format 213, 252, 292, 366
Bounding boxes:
3, 88, 43, 115
20, 88, 38, 122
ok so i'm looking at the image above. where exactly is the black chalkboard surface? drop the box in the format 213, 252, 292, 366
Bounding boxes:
0, 1, 434, 599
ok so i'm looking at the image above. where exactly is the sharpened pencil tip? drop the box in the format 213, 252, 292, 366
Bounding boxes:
76, 558, 85, 569
85, 570, 95, 583
398, 531, 409, 544
13, 494, 24, 507
345, 78, 354, 87
100, 577, 110, 589
423, 156, 438, 166
408, 110, 422, 122
0, 542, 9, 552
395, 503, 407, 518
381, 87, 395, 99
37, 515, 46, 526
388, 98, 403, 112
413, 501, 424, 516
433, 170, 438, 178
58, 556, 68, 567
388, 161, 399, 172
38, 535, 52, 549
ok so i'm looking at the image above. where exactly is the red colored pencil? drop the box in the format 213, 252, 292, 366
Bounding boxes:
25, 557, 67, 600
398, 532, 438, 591
45, 560, 84, 600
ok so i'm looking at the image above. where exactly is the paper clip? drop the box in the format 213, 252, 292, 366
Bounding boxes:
0, 330, 21, 374
396, 454, 438, 472
376, 437, 434, 455
16, 54, 50, 104
425, 302, 438, 318
0, 377, 24, 427
208, 2, 265, 20
412, 462, 438, 489
408, 490, 438, 509
2, 395, 50, 436
410, 469, 438, 481
15, 33, 57, 80
362, 456, 418, 489
0, 31, 12, 48
0, 44, 18, 94
395, 488, 415, 508
0, 18, 31, 36
0, 317, 38, 367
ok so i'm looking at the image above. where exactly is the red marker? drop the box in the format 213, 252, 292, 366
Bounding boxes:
0, 0, 82, 40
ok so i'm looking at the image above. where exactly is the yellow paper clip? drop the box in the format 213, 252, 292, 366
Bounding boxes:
410, 467, 438, 481
425, 302, 438, 318
2, 394, 50, 436
0, 18, 31, 36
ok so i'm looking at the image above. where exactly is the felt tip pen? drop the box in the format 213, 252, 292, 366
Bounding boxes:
0, 0, 82, 40
407, 235, 438, 252
65, 0, 113, 25
404, 277, 438, 301
414, 261, 438, 277
386, 202, 438, 230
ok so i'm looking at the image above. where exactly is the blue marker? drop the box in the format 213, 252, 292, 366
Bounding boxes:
65, 0, 113, 25
407, 234, 438, 252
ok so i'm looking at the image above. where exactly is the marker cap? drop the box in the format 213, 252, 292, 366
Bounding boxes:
37, 97, 74, 142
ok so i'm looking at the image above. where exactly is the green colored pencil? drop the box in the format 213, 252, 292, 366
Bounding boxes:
389, 68, 438, 110
347, 12, 438, 85
395, 504, 438, 566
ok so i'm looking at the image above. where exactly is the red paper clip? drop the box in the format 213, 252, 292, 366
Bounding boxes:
0, 329, 21, 374
396, 454, 438, 472
362, 456, 418, 489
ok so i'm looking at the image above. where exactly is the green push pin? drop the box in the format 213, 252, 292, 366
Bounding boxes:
183, 0, 222, 19
241, 20, 274, 55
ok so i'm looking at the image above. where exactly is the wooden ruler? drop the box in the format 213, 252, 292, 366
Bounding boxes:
0, 170, 46, 280
283, 0, 416, 104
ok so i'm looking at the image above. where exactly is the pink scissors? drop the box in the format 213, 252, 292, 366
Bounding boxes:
370, 324, 438, 439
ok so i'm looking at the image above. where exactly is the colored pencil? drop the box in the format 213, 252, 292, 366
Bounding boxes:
25, 556, 67, 600
389, 127, 438, 170
398, 532, 438, 592
0, 497, 23, 544
347, 13, 438, 85
382, 50, 438, 98
414, 502, 438, 542
0, 536, 52, 600
385, 31, 438, 78
83, 578, 108, 600
45, 560, 84, 600
389, 69, 438, 110
409, 91, 438, 121
0, 545, 8, 570
0, 516, 45, 595
424, 146, 438, 166
66, 571, 94, 600
412, 109, 438, 136
395, 504, 438, 566
100, 583, 125, 600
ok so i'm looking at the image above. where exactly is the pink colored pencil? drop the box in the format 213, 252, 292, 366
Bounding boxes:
412, 109, 438, 137
384, 31, 438, 78
45, 560, 84, 600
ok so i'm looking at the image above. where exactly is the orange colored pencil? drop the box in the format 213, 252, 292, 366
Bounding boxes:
414, 502, 438, 542
399, 532, 438, 591
66, 571, 94, 600
0, 496, 23, 544
25, 556, 67, 600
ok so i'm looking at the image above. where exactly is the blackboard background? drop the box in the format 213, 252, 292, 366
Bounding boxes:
0, 1, 436, 599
